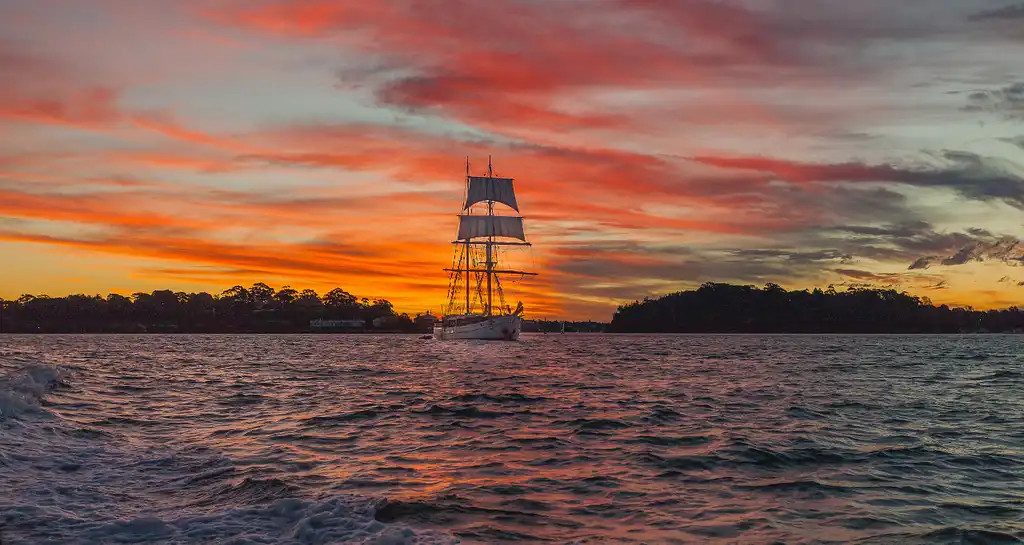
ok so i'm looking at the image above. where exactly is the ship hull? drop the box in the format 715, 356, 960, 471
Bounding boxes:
433, 314, 522, 341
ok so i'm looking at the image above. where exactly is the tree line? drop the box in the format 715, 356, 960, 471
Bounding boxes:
610, 282, 1024, 333
0, 283, 430, 333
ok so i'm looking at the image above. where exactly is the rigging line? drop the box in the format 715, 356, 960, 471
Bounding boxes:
444, 260, 454, 314
479, 247, 488, 309
474, 250, 487, 311
494, 273, 507, 314
446, 243, 467, 315
446, 245, 460, 300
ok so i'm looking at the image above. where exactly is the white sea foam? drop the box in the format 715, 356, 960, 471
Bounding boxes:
0, 362, 64, 422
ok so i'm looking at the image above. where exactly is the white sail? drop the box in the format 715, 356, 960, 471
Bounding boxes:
465, 176, 518, 211
457, 215, 526, 241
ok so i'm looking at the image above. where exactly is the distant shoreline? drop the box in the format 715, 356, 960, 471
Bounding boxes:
0, 283, 606, 335
3, 281, 1021, 335
0, 331, 1018, 336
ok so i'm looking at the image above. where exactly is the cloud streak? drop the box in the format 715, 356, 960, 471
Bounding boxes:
690, 152, 1024, 209
963, 83, 1024, 121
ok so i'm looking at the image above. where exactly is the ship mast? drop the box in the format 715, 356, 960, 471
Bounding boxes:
486, 155, 494, 316
465, 157, 471, 315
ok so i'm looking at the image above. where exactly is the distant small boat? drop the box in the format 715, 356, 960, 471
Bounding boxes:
434, 157, 536, 341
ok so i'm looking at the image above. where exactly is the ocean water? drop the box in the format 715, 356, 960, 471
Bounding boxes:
1, 334, 1022, 544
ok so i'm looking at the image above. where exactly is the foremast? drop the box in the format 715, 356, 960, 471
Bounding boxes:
444, 156, 536, 317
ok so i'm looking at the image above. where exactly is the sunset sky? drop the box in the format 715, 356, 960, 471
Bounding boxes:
1, 0, 1023, 319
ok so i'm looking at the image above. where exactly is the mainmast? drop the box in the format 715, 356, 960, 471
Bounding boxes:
465, 157, 471, 315
486, 155, 494, 316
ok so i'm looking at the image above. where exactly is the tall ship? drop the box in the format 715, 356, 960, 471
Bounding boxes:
434, 158, 536, 340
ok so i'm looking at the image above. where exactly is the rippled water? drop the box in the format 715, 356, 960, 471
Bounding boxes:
1, 334, 1022, 544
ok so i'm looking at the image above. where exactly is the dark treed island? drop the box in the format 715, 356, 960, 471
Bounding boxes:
610, 282, 1024, 333
0, 283, 420, 334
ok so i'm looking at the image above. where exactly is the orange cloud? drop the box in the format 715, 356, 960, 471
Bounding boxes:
130, 113, 257, 152
100, 150, 241, 173
0, 187, 213, 231
0, 86, 122, 129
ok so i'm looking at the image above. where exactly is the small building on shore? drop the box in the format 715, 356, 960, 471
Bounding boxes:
414, 312, 437, 332
372, 315, 401, 329
310, 318, 365, 331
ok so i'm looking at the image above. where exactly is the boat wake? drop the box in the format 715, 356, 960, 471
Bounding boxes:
0, 361, 66, 423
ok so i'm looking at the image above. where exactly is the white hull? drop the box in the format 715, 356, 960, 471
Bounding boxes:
433, 314, 522, 341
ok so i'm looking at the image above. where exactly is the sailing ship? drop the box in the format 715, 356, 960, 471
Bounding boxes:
434, 158, 536, 340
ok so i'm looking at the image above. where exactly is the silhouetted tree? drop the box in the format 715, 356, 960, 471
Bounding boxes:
296, 289, 321, 307
276, 286, 298, 305
221, 285, 250, 304
250, 282, 275, 308
323, 288, 357, 308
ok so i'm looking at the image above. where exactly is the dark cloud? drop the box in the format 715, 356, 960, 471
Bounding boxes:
969, 3, 1024, 21
692, 151, 1024, 209
962, 82, 1024, 121
834, 220, 933, 239
834, 269, 945, 287
778, 185, 916, 227
815, 130, 881, 142
909, 256, 935, 270
923, 151, 1024, 207
835, 268, 885, 280
968, 3, 1024, 42
941, 245, 983, 266
730, 248, 852, 265
784, 220, 1024, 275
905, 235, 1021, 270
890, 229, 1005, 258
